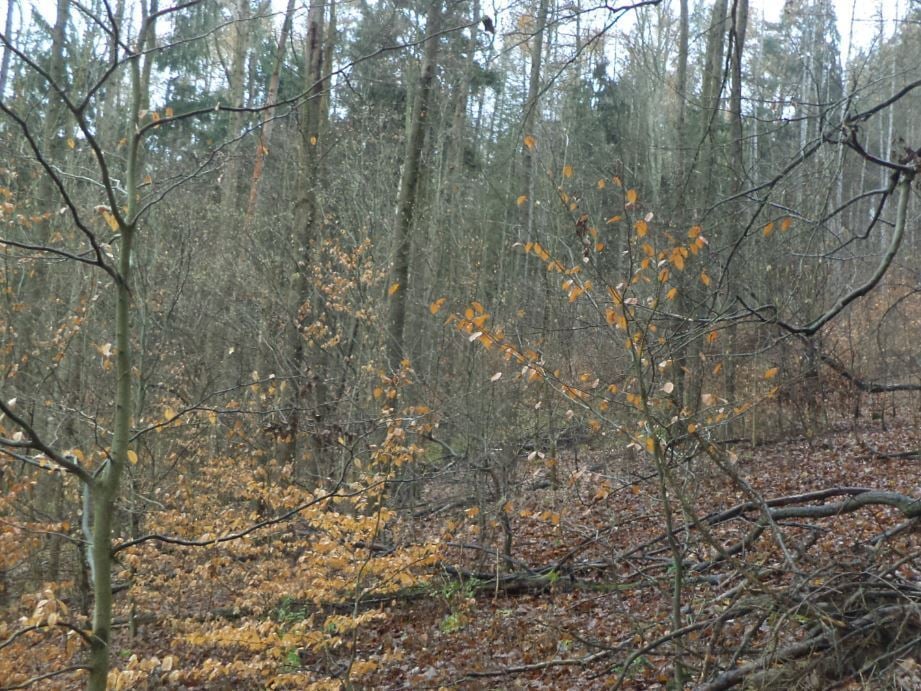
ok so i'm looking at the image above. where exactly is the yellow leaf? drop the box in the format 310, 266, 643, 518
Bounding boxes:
66, 138, 76, 149
372, 386, 383, 399
310, 135, 318, 145
763, 221, 774, 237
595, 242, 605, 252
163, 407, 176, 421
388, 282, 400, 296
126, 450, 138, 464
102, 210, 119, 231
687, 423, 698, 434
645, 436, 656, 453
626, 188, 638, 205
516, 194, 528, 206
642, 242, 654, 257
634, 219, 648, 237
165, 106, 174, 118
151, 111, 160, 122
523, 134, 536, 150
597, 178, 606, 190
562, 164, 574, 178
666, 287, 678, 300
429, 297, 447, 314
763, 367, 780, 380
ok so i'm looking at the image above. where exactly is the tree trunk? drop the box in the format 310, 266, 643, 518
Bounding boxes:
0, 0, 14, 97
283, 0, 332, 481
386, 2, 442, 372
221, 0, 251, 214
87, 1, 157, 684
245, 0, 296, 226
723, 0, 748, 434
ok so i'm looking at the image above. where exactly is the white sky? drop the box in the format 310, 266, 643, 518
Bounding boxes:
754, 0, 909, 60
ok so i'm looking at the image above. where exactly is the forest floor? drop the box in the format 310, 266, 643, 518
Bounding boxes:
83, 418, 920, 690
352, 419, 921, 689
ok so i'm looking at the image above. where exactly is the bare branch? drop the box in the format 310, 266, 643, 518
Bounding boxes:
0, 399, 91, 483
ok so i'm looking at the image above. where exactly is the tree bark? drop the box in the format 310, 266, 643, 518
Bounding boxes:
244, 0, 296, 226
281, 0, 332, 480
0, 0, 14, 97
221, 0, 251, 214
386, 2, 441, 372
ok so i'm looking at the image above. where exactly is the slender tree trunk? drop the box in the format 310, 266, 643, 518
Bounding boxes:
0, 0, 14, 97
680, 0, 728, 415
724, 0, 748, 433
245, 0, 296, 226
386, 2, 441, 372
87, 2, 157, 684
284, 0, 331, 480
521, 0, 550, 244
221, 0, 251, 214
39, 0, 69, 211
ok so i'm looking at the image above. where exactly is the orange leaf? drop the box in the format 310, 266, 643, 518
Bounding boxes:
763, 367, 780, 380
429, 297, 447, 314
634, 219, 648, 237
626, 188, 638, 205
763, 221, 774, 237
523, 134, 536, 151
516, 194, 528, 206
388, 282, 400, 296
666, 287, 678, 300
780, 217, 792, 232
562, 164, 574, 178
597, 178, 606, 190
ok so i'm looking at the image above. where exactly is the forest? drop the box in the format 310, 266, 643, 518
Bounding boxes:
0, 0, 919, 688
